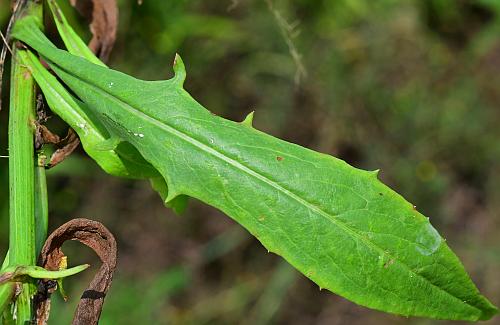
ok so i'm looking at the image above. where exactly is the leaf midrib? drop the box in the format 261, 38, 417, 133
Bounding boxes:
56, 64, 480, 317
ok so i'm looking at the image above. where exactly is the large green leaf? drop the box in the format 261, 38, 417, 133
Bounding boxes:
12, 17, 498, 321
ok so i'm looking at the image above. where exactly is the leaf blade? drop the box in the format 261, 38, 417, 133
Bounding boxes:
12, 19, 498, 321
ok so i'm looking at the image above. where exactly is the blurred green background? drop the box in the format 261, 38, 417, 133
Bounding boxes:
1, 0, 500, 324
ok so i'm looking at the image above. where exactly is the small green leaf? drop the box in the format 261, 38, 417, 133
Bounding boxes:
0, 264, 89, 285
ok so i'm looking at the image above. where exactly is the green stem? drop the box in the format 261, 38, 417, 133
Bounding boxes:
7, 1, 43, 323
8, 46, 37, 324
8, 47, 36, 324
34, 153, 48, 257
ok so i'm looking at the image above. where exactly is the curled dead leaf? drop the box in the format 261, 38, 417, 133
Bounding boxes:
47, 128, 81, 168
35, 218, 117, 325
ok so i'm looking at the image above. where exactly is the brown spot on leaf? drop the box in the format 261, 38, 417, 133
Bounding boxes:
0, 271, 13, 284
276, 156, 283, 161
34, 218, 117, 325
384, 258, 395, 268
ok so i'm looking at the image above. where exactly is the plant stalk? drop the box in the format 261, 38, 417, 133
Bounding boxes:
8, 45, 37, 325
7, 1, 43, 323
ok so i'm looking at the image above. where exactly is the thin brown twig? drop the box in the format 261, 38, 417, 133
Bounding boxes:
0, 31, 14, 56
0, 31, 11, 111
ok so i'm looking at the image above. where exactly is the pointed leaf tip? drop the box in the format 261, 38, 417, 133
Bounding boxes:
173, 53, 186, 86
241, 111, 255, 127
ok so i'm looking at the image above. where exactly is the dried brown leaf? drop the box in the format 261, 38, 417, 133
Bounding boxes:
35, 218, 117, 325
47, 128, 80, 168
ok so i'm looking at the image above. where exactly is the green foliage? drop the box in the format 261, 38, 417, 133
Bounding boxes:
0, 264, 89, 284
11, 14, 498, 321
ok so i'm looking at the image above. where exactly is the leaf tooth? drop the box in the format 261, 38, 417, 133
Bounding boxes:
370, 169, 380, 179
241, 111, 255, 127
164, 184, 182, 203
172, 53, 186, 87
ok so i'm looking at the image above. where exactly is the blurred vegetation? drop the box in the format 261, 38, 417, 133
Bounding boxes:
1, 0, 500, 324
